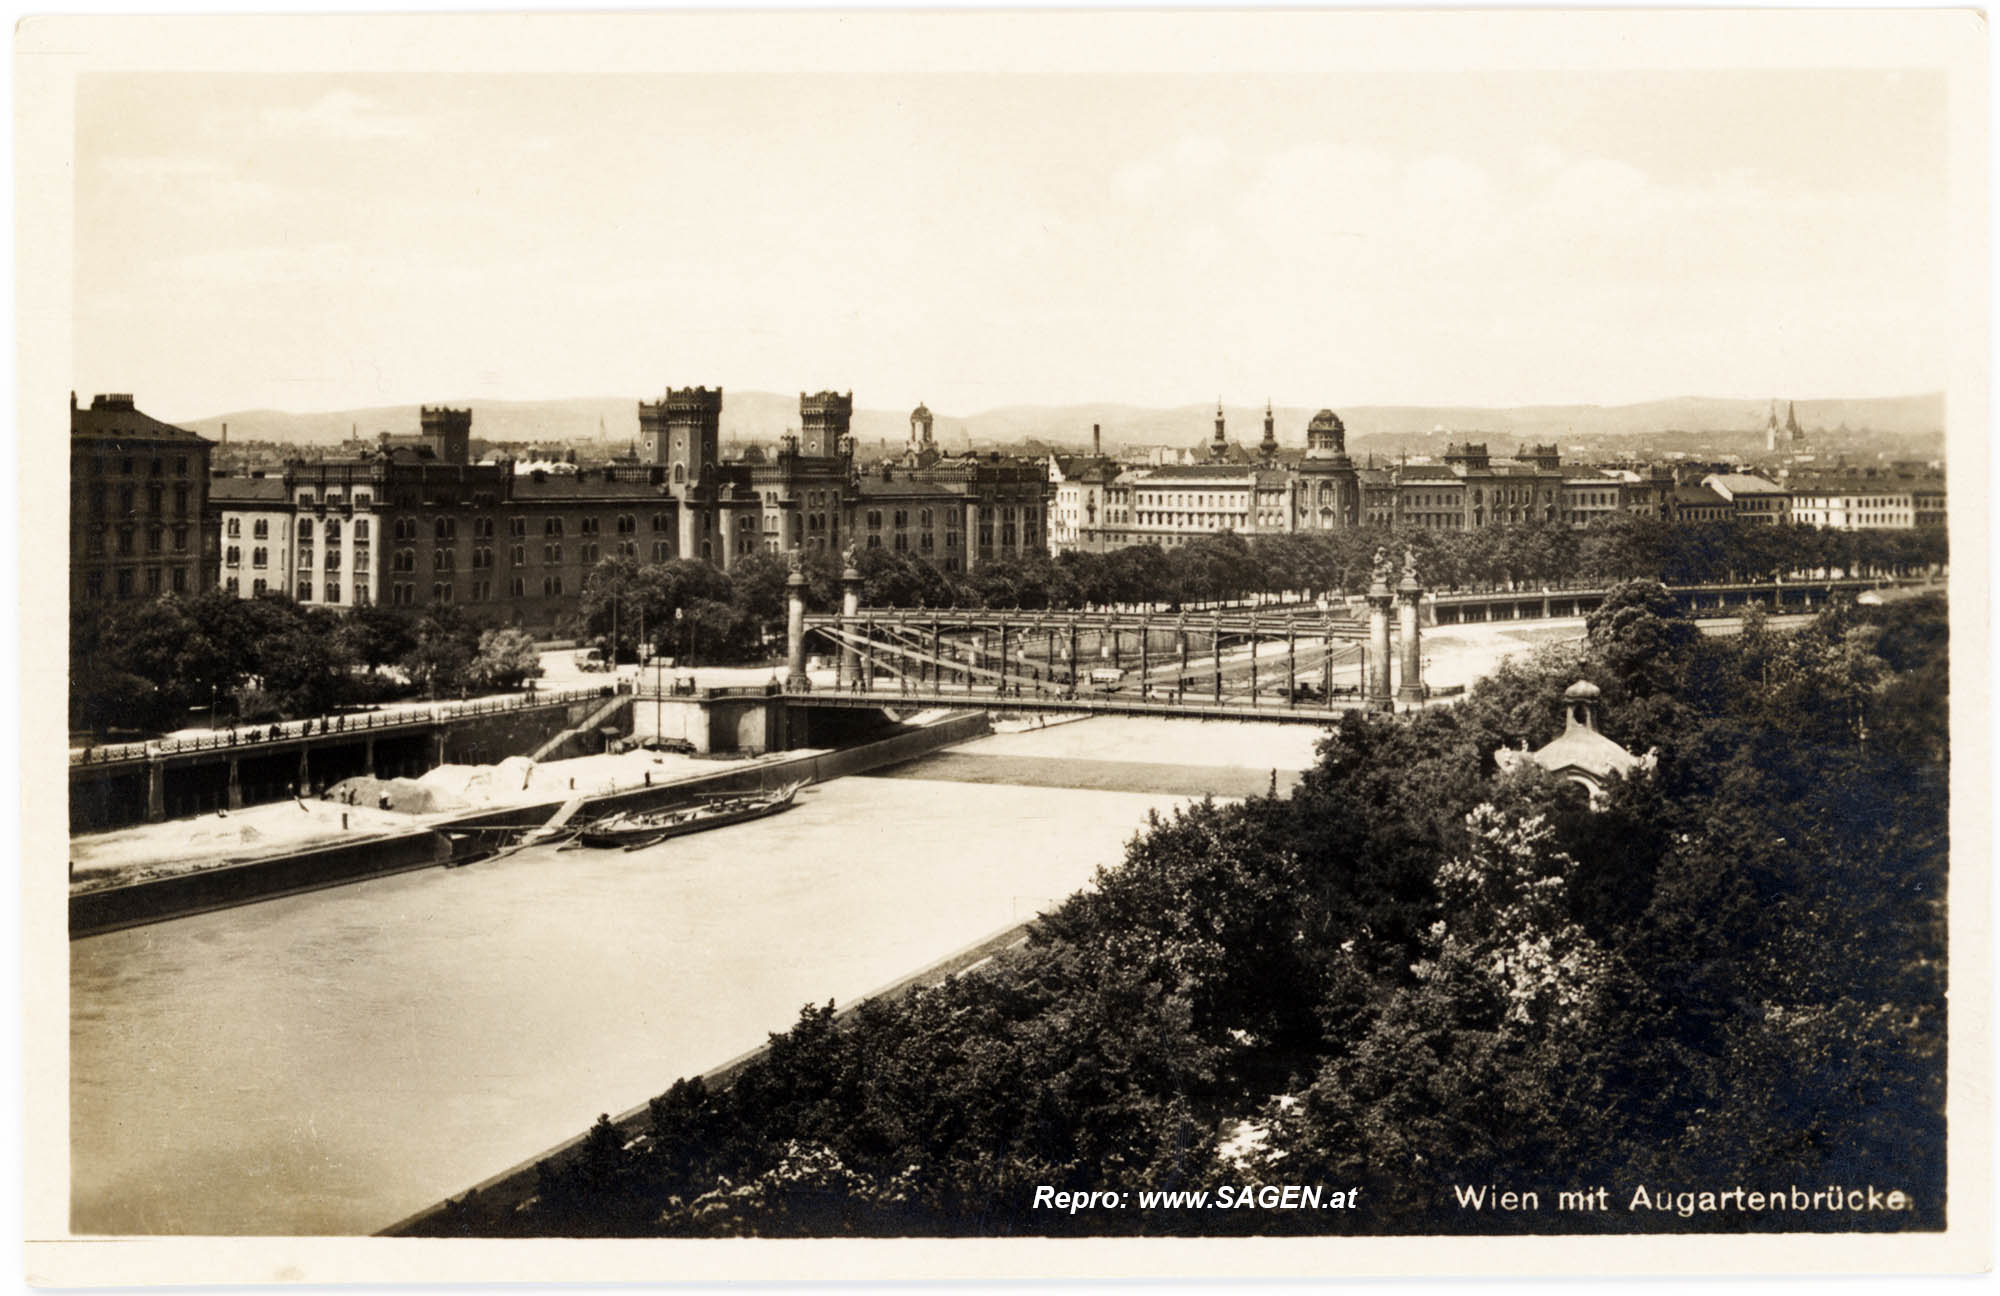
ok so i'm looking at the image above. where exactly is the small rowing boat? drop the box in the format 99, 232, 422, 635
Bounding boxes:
576, 782, 805, 850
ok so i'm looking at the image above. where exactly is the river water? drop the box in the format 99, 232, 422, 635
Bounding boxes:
69, 716, 1325, 1235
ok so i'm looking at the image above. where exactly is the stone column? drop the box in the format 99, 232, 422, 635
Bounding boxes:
964, 502, 980, 573
362, 736, 375, 776
784, 569, 810, 692
146, 755, 167, 823
838, 563, 862, 690
1397, 570, 1425, 705
227, 756, 243, 811
1366, 582, 1394, 712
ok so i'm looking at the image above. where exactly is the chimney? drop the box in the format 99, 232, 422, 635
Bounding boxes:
1092, 424, 1101, 457
221, 422, 228, 446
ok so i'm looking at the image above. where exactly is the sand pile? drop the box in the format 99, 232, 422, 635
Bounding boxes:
324, 775, 468, 814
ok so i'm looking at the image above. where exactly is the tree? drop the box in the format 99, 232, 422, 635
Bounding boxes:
469, 627, 543, 690
337, 604, 420, 671
1584, 579, 1699, 697
401, 606, 480, 698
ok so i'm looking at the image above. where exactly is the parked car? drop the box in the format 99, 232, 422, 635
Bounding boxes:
572, 647, 610, 672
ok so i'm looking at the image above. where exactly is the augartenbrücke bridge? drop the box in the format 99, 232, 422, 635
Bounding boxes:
779, 564, 1902, 722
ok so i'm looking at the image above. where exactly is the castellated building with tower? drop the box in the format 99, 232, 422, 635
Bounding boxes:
201, 386, 1050, 634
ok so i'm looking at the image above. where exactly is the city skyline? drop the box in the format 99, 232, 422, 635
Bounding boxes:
69, 25, 1953, 423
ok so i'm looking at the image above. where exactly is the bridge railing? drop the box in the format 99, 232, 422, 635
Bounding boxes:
631, 681, 785, 702
70, 683, 622, 768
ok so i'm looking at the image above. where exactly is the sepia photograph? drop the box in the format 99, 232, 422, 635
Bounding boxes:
20, 7, 1989, 1284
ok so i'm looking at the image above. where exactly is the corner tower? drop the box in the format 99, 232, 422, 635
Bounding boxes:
800, 391, 853, 460
639, 386, 724, 487
420, 405, 472, 466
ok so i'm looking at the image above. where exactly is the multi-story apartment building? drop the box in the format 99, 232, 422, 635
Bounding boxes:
70, 392, 215, 606
210, 475, 294, 598
1702, 473, 1792, 524
1788, 480, 1917, 530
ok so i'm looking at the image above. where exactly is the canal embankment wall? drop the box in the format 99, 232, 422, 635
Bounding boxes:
69, 711, 994, 939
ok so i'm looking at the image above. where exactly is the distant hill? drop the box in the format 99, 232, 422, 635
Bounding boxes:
182, 392, 1945, 458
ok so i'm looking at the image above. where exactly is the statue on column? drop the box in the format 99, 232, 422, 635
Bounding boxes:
1403, 546, 1420, 586
1371, 546, 1394, 590
841, 543, 858, 573
787, 548, 804, 576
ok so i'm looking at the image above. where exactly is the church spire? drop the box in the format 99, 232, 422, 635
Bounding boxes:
1259, 399, 1278, 463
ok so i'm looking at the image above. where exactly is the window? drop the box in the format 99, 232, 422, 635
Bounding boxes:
222, 575, 236, 595
299, 517, 314, 541
86, 530, 104, 556
298, 580, 314, 602
298, 491, 315, 507
354, 519, 370, 541
225, 546, 241, 567
510, 516, 527, 538
511, 544, 526, 566
581, 542, 599, 564
474, 517, 495, 540
581, 517, 600, 536
325, 520, 342, 544
544, 543, 562, 565
325, 582, 342, 604
651, 541, 669, 561
509, 577, 526, 598
116, 569, 134, 597
226, 517, 241, 538
470, 580, 492, 601
326, 549, 342, 571
544, 518, 563, 537
174, 486, 189, 516
251, 547, 266, 568
866, 510, 882, 530
652, 513, 669, 532
432, 582, 453, 603
542, 575, 564, 596
434, 517, 456, 541
617, 514, 635, 534
472, 546, 492, 570
353, 549, 370, 573
433, 548, 455, 571
354, 492, 371, 508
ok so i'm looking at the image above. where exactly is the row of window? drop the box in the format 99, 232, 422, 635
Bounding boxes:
84, 484, 192, 518
84, 455, 191, 478
84, 566, 191, 598
385, 577, 562, 607
82, 525, 190, 557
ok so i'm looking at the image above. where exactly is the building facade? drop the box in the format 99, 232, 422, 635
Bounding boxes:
203, 390, 1051, 630
70, 393, 215, 607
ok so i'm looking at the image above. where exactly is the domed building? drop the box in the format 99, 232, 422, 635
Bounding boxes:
1293, 408, 1360, 532
1494, 680, 1654, 808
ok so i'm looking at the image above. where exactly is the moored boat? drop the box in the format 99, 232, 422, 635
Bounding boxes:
576, 782, 805, 850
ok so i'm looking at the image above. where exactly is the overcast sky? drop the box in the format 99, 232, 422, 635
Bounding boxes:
73, 65, 1949, 421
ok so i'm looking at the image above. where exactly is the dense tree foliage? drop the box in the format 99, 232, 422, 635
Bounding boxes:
69, 591, 543, 735
425, 587, 1948, 1238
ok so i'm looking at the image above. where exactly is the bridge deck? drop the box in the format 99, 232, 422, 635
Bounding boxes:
783, 688, 1366, 723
